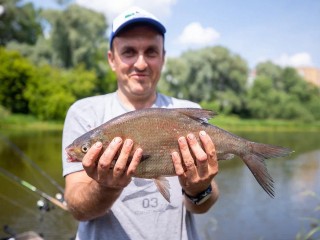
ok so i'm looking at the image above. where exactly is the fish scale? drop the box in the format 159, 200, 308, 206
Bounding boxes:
66, 108, 292, 202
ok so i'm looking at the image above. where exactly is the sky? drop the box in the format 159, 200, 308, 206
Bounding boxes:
25, 0, 320, 69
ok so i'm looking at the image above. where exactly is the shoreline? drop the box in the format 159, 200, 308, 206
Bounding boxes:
1, 114, 319, 132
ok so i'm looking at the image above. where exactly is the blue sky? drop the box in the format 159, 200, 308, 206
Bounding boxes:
25, 0, 320, 68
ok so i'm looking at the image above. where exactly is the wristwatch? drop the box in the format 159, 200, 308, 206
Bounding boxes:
182, 185, 212, 205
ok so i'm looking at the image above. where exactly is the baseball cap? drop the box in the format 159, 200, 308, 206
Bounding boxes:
109, 7, 166, 49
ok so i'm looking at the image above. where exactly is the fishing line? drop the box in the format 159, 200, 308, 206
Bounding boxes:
0, 132, 64, 193
0, 167, 68, 211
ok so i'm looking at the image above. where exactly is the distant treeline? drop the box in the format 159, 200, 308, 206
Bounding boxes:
0, 0, 319, 121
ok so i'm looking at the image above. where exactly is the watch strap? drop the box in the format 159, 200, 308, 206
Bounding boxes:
182, 185, 212, 205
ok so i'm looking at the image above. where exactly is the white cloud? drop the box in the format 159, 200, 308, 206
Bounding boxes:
274, 52, 313, 67
75, 0, 176, 23
177, 22, 220, 46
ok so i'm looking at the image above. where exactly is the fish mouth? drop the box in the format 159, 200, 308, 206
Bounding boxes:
65, 149, 79, 162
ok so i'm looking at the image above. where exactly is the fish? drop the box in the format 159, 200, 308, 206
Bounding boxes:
65, 108, 292, 202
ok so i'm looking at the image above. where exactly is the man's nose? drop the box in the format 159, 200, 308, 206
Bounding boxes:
134, 55, 148, 70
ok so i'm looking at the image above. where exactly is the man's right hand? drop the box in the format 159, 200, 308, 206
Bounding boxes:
64, 137, 142, 221
82, 137, 143, 190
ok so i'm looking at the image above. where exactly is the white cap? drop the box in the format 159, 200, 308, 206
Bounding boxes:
110, 7, 166, 48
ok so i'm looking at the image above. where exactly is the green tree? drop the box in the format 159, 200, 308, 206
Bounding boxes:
0, 0, 42, 45
24, 65, 97, 120
0, 48, 34, 113
160, 46, 248, 114
247, 62, 320, 121
42, 4, 108, 69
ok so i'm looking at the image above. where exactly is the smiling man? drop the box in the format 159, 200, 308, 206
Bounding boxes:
62, 7, 219, 240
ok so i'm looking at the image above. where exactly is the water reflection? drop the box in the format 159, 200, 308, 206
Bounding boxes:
0, 129, 319, 239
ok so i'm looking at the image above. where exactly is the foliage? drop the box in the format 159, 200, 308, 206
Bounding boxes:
41, 4, 108, 69
5, 2, 116, 94
160, 46, 248, 115
0, 105, 10, 119
0, 0, 42, 45
24, 65, 97, 120
246, 62, 320, 121
0, 48, 100, 120
0, 48, 35, 113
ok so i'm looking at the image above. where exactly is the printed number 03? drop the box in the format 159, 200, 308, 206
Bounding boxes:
142, 198, 158, 208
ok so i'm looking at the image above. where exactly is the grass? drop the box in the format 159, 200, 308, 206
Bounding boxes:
209, 114, 320, 132
0, 114, 63, 131
0, 113, 320, 132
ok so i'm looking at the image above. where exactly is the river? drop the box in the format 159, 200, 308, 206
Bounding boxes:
0, 129, 319, 240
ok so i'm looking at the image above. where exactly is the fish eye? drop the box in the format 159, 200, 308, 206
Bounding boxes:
81, 144, 89, 153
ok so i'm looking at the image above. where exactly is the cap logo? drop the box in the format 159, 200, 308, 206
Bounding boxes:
125, 11, 139, 19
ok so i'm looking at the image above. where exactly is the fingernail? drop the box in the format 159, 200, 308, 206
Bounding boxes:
187, 134, 195, 140
136, 148, 143, 156
113, 137, 122, 144
200, 131, 206, 136
172, 152, 179, 158
95, 142, 102, 148
125, 139, 133, 147
178, 137, 186, 143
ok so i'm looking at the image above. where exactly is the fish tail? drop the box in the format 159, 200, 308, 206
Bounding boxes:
242, 142, 292, 198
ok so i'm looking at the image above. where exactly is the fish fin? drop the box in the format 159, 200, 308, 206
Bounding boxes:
219, 153, 235, 161
243, 143, 292, 198
154, 177, 171, 203
141, 154, 151, 162
176, 108, 217, 122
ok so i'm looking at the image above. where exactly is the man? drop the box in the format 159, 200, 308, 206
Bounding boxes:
62, 7, 219, 240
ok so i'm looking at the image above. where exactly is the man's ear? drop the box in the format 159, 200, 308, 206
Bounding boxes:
107, 50, 116, 71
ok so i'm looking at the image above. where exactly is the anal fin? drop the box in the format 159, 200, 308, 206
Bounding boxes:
154, 177, 171, 203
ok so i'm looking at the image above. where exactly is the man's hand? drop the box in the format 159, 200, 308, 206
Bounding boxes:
64, 137, 143, 221
82, 137, 143, 190
171, 130, 219, 212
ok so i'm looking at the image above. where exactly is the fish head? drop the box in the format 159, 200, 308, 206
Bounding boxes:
65, 132, 99, 162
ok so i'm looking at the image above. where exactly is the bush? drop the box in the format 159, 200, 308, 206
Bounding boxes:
0, 105, 10, 119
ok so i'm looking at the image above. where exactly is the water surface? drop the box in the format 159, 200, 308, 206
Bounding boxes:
0, 130, 319, 239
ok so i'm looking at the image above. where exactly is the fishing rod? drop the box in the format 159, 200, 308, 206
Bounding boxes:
0, 167, 68, 211
0, 132, 64, 193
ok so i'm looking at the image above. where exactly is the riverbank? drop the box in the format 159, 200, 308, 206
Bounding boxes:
1, 114, 320, 132
0, 114, 63, 131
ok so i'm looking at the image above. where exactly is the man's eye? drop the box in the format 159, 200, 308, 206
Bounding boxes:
122, 49, 135, 56
146, 49, 158, 57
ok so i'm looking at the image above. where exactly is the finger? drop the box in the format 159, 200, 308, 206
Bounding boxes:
171, 151, 185, 177
127, 148, 143, 177
178, 136, 197, 176
113, 139, 133, 178
199, 131, 218, 168
187, 133, 208, 177
97, 137, 123, 177
82, 142, 103, 177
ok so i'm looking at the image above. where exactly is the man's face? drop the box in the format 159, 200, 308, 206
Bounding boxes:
108, 25, 165, 100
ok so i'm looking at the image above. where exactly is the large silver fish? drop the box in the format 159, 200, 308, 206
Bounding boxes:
66, 108, 292, 202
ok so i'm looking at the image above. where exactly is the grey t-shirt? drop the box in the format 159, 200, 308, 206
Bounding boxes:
62, 92, 201, 240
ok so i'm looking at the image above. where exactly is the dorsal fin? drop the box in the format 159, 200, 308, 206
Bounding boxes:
176, 108, 217, 122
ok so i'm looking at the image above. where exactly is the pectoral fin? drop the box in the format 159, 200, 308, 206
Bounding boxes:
154, 177, 171, 203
